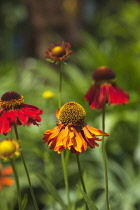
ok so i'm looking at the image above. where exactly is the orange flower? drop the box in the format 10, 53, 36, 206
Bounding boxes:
0, 164, 14, 190
45, 41, 73, 63
43, 102, 109, 154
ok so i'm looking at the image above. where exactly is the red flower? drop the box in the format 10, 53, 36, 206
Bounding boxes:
85, 66, 130, 109
0, 164, 14, 190
0, 91, 43, 135
43, 102, 109, 154
45, 41, 73, 63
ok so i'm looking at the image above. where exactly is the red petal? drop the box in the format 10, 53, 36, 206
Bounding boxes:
15, 109, 28, 124
21, 104, 43, 115
0, 113, 13, 134
108, 83, 129, 104
85, 83, 108, 109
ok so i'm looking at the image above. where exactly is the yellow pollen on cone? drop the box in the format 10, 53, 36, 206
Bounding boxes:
51, 46, 66, 57
58, 102, 86, 125
0, 97, 24, 109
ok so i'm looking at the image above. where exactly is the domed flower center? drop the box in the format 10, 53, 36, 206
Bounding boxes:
51, 46, 66, 57
93, 66, 116, 81
0, 140, 16, 157
58, 102, 86, 125
0, 91, 24, 109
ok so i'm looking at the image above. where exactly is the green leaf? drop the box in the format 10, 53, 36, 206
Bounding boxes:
39, 175, 67, 210
77, 185, 99, 210
21, 194, 28, 210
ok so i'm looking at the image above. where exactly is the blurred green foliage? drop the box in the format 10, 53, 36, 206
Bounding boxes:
0, 1, 140, 210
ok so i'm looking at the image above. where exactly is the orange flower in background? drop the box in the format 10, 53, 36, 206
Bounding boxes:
0, 91, 43, 135
43, 102, 109, 154
45, 41, 73, 63
85, 66, 130, 109
0, 164, 14, 190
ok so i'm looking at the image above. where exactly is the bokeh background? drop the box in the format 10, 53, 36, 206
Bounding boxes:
0, 0, 140, 209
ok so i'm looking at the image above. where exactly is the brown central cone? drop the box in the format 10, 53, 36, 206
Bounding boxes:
93, 66, 116, 80
58, 102, 86, 125
1, 92, 22, 101
0, 91, 24, 109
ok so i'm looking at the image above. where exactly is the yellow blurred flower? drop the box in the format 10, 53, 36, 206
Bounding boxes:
42, 91, 54, 99
0, 139, 20, 161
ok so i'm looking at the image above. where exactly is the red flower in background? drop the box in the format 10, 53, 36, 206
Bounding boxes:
0, 164, 14, 190
0, 91, 43, 135
85, 66, 130, 109
45, 41, 73, 63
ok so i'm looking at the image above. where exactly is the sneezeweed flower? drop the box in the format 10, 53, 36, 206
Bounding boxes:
0, 91, 43, 135
0, 164, 14, 190
43, 102, 109, 154
42, 91, 54, 99
45, 41, 73, 63
0, 139, 20, 161
85, 66, 130, 109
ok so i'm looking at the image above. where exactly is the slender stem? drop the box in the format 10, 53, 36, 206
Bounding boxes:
58, 61, 71, 209
76, 154, 88, 210
10, 159, 22, 210
59, 61, 62, 108
14, 125, 39, 210
61, 151, 71, 209
102, 105, 110, 210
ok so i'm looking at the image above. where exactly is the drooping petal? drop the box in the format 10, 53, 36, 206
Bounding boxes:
71, 126, 87, 153
43, 124, 63, 142
84, 124, 109, 136
84, 84, 95, 106
82, 125, 102, 148
0, 113, 13, 134
85, 83, 108, 109
6, 110, 17, 122
108, 83, 129, 104
21, 104, 43, 115
85, 81, 129, 110
15, 109, 28, 125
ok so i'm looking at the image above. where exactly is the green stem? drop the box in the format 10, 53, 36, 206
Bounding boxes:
10, 159, 22, 210
58, 61, 71, 209
59, 61, 62, 108
102, 105, 110, 210
14, 125, 39, 210
61, 151, 71, 210
76, 154, 88, 210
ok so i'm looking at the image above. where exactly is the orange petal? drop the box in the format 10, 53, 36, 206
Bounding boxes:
2, 167, 13, 175
54, 128, 67, 148
2, 177, 14, 186
56, 108, 60, 119
85, 124, 109, 136
72, 127, 87, 153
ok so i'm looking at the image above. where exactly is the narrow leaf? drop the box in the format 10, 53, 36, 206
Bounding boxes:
21, 194, 28, 210
77, 185, 99, 210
